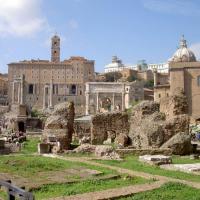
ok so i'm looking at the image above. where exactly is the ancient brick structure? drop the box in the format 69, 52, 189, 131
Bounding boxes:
90, 112, 129, 145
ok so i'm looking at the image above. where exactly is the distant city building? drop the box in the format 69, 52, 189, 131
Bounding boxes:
148, 62, 169, 73
8, 34, 95, 116
104, 56, 124, 73
104, 57, 168, 73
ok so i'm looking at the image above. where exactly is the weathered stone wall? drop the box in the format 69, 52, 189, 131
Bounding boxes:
42, 101, 75, 150
91, 112, 129, 145
160, 88, 188, 118
128, 94, 192, 155
74, 119, 91, 140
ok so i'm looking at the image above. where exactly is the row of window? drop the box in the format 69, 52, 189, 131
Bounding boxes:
28, 84, 82, 95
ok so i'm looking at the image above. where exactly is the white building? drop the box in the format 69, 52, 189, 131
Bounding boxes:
104, 56, 169, 73
148, 62, 169, 73
104, 56, 124, 73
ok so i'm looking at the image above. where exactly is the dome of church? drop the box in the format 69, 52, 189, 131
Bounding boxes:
170, 36, 196, 62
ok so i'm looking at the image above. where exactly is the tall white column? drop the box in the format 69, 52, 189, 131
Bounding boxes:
18, 83, 21, 104
20, 78, 24, 104
49, 81, 53, 108
96, 92, 99, 112
12, 82, 15, 104
153, 69, 158, 87
112, 93, 115, 111
85, 92, 90, 115
121, 92, 125, 111
43, 86, 46, 109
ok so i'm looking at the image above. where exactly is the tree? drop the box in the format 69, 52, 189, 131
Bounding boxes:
127, 75, 137, 82
144, 80, 154, 88
105, 72, 122, 82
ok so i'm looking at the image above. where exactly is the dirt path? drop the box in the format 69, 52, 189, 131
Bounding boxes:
49, 180, 166, 200
43, 154, 200, 200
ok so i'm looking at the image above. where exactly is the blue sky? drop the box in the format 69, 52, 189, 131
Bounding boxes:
0, 0, 200, 73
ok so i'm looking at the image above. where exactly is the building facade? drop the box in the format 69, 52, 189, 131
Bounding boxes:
104, 56, 168, 73
0, 74, 8, 105
8, 35, 95, 116
148, 62, 169, 73
154, 36, 200, 120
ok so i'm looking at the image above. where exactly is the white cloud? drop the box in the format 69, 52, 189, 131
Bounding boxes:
190, 43, 200, 60
68, 19, 79, 30
141, 0, 200, 16
0, 0, 48, 37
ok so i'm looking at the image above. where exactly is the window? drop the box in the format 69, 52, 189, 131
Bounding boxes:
197, 76, 200, 86
71, 84, 76, 95
28, 84, 34, 94
53, 84, 58, 94
158, 94, 161, 98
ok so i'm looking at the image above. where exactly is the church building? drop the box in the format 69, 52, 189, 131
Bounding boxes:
154, 36, 200, 121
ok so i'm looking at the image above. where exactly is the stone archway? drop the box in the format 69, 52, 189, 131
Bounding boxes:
100, 97, 112, 112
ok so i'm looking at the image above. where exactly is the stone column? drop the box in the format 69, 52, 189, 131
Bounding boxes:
85, 92, 90, 115
153, 68, 158, 87
12, 82, 15, 104
43, 86, 46, 109
49, 81, 53, 108
121, 92, 125, 111
96, 92, 99, 112
112, 93, 115, 111
20, 77, 24, 104
18, 83, 21, 104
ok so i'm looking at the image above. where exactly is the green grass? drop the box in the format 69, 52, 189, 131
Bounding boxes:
33, 175, 148, 199
95, 156, 200, 183
0, 189, 7, 200
20, 137, 40, 154
0, 155, 115, 178
118, 182, 200, 200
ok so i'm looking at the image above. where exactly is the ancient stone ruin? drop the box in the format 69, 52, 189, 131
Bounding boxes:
39, 102, 75, 153
128, 90, 193, 155
90, 111, 129, 146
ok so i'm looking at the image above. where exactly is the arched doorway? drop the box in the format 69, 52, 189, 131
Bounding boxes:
18, 121, 25, 132
100, 97, 112, 112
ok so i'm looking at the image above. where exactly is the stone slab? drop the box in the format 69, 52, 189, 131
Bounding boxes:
160, 163, 200, 174
139, 155, 172, 165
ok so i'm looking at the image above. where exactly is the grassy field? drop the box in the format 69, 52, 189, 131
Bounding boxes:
95, 155, 200, 182
118, 182, 200, 200
0, 154, 147, 199
33, 176, 147, 199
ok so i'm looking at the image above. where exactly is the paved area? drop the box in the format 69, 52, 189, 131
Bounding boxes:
43, 154, 200, 200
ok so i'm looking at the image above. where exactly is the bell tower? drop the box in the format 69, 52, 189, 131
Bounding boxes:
51, 34, 60, 62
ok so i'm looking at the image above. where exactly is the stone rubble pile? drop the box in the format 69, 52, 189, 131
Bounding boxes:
73, 144, 121, 160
